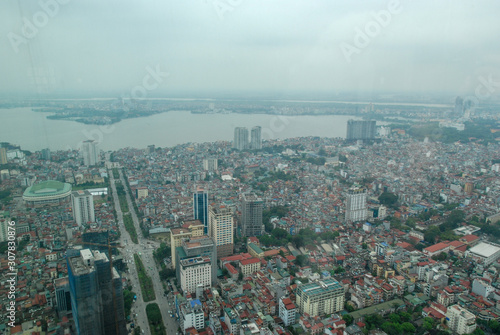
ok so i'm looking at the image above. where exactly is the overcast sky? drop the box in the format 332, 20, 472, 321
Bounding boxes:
1, 0, 500, 99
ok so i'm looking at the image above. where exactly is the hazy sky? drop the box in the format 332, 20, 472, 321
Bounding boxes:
1, 0, 500, 98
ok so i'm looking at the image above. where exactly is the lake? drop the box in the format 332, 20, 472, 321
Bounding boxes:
0, 107, 367, 151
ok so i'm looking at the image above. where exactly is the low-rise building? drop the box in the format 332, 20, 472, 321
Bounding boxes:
279, 297, 296, 326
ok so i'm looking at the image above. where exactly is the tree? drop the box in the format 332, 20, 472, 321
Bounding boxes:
295, 254, 308, 267
343, 314, 354, 326
145, 303, 162, 325
321, 231, 339, 241
238, 271, 243, 280
398, 312, 411, 322
344, 303, 355, 312
424, 226, 440, 243
159, 268, 175, 280
365, 314, 385, 330
415, 243, 425, 251
272, 228, 289, 240
401, 322, 415, 333
422, 317, 434, 331
292, 235, 305, 249
378, 192, 398, 207
432, 252, 448, 261
334, 266, 345, 274
362, 243, 368, 250
471, 328, 484, 335
389, 313, 400, 324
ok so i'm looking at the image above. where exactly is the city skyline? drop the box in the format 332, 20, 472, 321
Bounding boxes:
2, 2, 500, 334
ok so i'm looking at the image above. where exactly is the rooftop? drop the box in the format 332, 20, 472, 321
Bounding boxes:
298, 278, 343, 296
180, 256, 211, 267
23, 180, 72, 198
468, 242, 500, 258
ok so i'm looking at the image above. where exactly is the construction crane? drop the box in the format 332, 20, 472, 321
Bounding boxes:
74, 240, 124, 335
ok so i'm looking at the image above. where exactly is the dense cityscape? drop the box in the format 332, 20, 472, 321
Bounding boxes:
1, 100, 500, 335
2, 1, 500, 335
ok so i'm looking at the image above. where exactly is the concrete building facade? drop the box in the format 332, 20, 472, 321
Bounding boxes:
179, 256, 211, 294
345, 187, 367, 222
446, 305, 476, 335
241, 193, 263, 237
176, 235, 217, 286
208, 204, 234, 259
250, 126, 262, 150
346, 120, 376, 140
170, 220, 204, 269
295, 279, 345, 316
71, 190, 95, 226
233, 127, 249, 150
82, 140, 99, 166
279, 296, 296, 326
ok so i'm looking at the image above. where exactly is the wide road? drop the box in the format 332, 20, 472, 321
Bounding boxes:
114, 165, 179, 335
108, 163, 151, 334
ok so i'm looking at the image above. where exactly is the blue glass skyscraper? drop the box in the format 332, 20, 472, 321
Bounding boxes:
193, 186, 208, 234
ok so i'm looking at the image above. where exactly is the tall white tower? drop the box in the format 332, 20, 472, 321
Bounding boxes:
345, 187, 367, 222
81, 140, 99, 166
72, 190, 95, 226
233, 127, 249, 150
250, 126, 262, 150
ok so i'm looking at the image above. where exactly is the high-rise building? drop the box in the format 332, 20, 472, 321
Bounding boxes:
203, 158, 218, 172
295, 279, 345, 316
170, 220, 204, 269
175, 235, 217, 287
41, 148, 51, 161
446, 305, 476, 335
279, 296, 296, 326
0, 218, 9, 242
208, 204, 234, 259
346, 120, 376, 140
193, 186, 209, 234
81, 140, 99, 166
233, 127, 249, 150
241, 193, 263, 237
454, 96, 464, 116
345, 187, 367, 222
179, 255, 211, 294
464, 182, 473, 194
71, 190, 95, 226
250, 126, 262, 150
67, 249, 126, 335
0, 147, 7, 164
54, 277, 72, 317
147, 144, 155, 154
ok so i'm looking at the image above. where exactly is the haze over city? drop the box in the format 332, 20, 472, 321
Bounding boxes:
1, 1, 500, 99
2, 2, 500, 335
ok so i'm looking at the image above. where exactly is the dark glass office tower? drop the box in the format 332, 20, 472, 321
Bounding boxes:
193, 186, 209, 234
67, 249, 126, 335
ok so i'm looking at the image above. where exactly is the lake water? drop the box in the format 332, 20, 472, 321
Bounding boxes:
0, 107, 367, 151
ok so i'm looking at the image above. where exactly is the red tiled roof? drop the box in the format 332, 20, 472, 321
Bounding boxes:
461, 234, 479, 242
241, 257, 260, 266
424, 242, 449, 253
